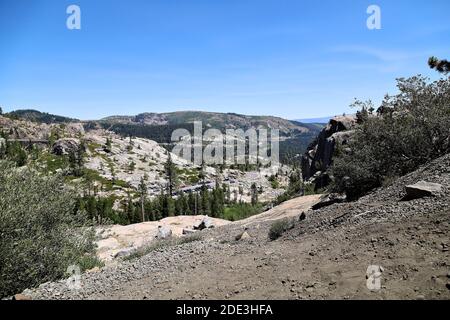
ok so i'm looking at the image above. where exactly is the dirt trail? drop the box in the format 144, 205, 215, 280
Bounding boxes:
89, 208, 449, 300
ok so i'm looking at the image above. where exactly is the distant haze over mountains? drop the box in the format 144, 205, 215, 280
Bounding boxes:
293, 116, 333, 124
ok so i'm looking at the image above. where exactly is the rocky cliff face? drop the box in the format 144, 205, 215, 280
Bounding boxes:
301, 115, 356, 189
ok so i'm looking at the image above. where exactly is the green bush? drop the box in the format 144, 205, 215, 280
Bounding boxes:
77, 255, 104, 271
268, 175, 279, 189
0, 161, 99, 298
268, 218, 293, 241
222, 203, 263, 221
331, 76, 450, 199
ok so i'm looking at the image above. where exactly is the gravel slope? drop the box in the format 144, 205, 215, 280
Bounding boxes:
22, 154, 450, 300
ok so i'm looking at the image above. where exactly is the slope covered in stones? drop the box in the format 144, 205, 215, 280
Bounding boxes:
20, 152, 450, 300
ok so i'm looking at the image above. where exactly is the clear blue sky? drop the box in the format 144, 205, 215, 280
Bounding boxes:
0, 0, 449, 120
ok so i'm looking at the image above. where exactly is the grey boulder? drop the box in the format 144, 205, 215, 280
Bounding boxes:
52, 138, 80, 155
114, 247, 137, 259
156, 226, 172, 239
194, 216, 214, 230
182, 228, 196, 235
404, 181, 442, 200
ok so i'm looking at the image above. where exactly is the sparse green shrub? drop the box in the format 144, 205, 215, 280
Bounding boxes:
0, 161, 98, 298
77, 255, 104, 271
123, 233, 203, 261
268, 175, 279, 189
331, 75, 450, 199
268, 218, 293, 241
303, 183, 320, 195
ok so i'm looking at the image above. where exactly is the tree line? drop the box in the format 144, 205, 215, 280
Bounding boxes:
76, 180, 255, 225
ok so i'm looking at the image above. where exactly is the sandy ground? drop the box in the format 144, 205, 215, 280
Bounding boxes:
90, 203, 449, 300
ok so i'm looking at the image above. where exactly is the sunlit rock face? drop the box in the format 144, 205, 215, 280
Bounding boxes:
301, 115, 357, 190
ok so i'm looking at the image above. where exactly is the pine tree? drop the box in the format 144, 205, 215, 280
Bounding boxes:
164, 153, 178, 196
195, 192, 200, 215
188, 192, 196, 215
68, 141, 85, 177
165, 194, 175, 217
210, 181, 224, 218
428, 56, 450, 74
200, 186, 210, 216
159, 188, 175, 218
175, 195, 183, 216
86, 196, 97, 222
157, 188, 165, 218
125, 195, 135, 224
251, 183, 258, 206
138, 176, 147, 222
144, 200, 153, 221
210, 189, 218, 218
104, 137, 112, 153
182, 193, 190, 215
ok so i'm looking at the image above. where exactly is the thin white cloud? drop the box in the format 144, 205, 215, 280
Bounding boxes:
331, 45, 430, 62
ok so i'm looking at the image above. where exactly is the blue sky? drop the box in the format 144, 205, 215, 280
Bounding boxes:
0, 0, 449, 120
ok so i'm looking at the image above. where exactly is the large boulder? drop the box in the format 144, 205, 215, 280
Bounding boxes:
12, 294, 32, 301
312, 193, 347, 210
235, 230, 251, 241
114, 247, 137, 259
52, 138, 80, 155
182, 228, 196, 235
404, 181, 442, 200
193, 216, 214, 230
155, 226, 172, 239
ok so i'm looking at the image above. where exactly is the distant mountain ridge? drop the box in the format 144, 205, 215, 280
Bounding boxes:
98, 111, 325, 165
4, 109, 324, 163
5, 109, 321, 133
5, 109, 78, 124
101, 111, 316, 134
